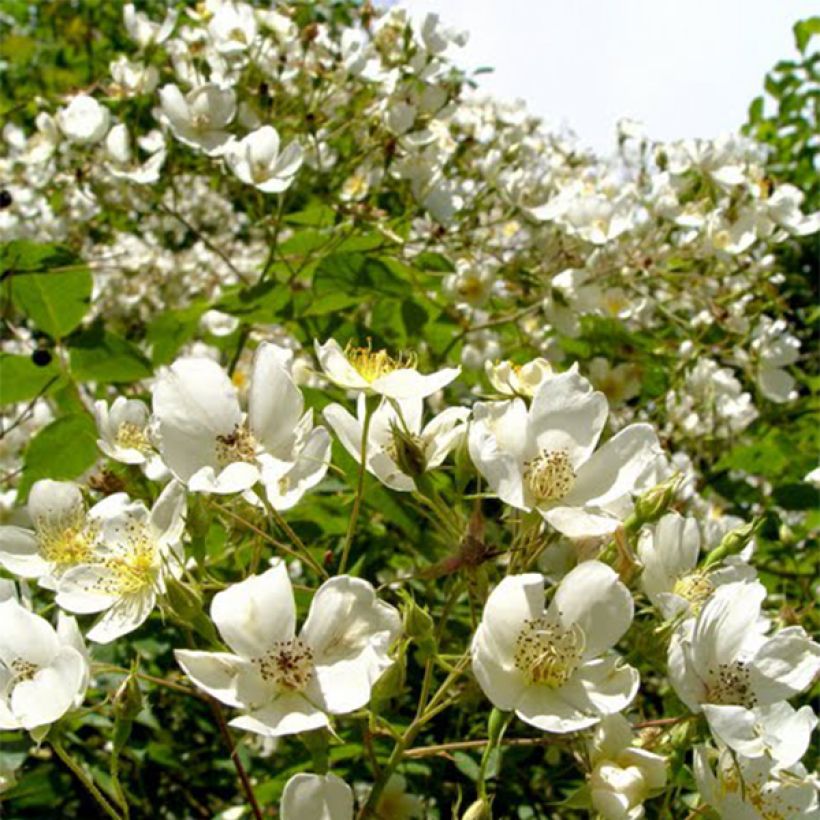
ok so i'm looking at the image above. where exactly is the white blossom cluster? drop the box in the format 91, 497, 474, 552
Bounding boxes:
0, 2, 818, 818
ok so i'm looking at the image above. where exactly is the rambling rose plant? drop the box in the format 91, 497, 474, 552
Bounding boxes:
0, 0, 817, 817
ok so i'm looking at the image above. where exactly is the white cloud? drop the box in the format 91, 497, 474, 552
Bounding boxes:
399, 0, 816, 151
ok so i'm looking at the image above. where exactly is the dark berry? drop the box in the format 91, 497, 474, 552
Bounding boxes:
31, 348, 52, 367
0, 190, 12, 209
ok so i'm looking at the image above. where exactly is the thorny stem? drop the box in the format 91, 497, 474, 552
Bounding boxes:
207, 698, 264, 820
51, 740, 123, 820
404, 735, 569, 759
339, 398, 375, 574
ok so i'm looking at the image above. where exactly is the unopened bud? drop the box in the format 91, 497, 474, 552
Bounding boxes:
462, 798, 492, 820
389, 423, 427, 479
164, 576, 203, 621
627, 473, 683, 532
399, 592, 436, 657
113, 675, 142, 722
703, 519, 761, 568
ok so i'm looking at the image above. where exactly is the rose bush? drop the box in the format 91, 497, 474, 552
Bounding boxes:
0, 2, 817, 818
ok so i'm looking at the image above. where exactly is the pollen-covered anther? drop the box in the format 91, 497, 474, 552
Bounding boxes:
95, 521, 158, 595
36, 513, 98, 566
524, 448, 576, 502
215, 424, 258, 466
514, 616, 585, 688
254, 639, 315, 692
344, 341, 416, 383
115, 421, 152, 453
672, 571, 714, 609
706, 660, 756, 708
10, 658, 39, 683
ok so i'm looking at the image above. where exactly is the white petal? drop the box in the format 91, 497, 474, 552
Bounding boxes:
691, 581, 766, 676
565, 424, 661, 508
248, 343, 304, 456
480, 573, 544, 656
576, 656, 640, 717
27, 480, 83, 527
529, 367, 608, 466
515, 679, 601, 733
301, 576, 400, 667
55, 565, 119, 614
86, 591, 156, 643
548, 561, 634, 658
174, 649, 246, 707
0, 599, 59, 667
471, 623, 528, 710
280, 773, 354, 820
152, 357, 242, 481
468, 400, 529, 510
371, 367, 460, 400
543, 505, 621, 539
10, 647, 85, 729
211, 562, 296, 658
314, 339, 369, 391
229, 691, 327, 737
750, 626, 820, 703
0, 526, 49, 578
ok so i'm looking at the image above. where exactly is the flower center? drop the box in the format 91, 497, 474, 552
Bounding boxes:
706, 661, 756, 707
514, 616, 585, 688
253, 639, 314, 692
672, 571, 714, 609
10, 658, 39, 684
36, 512, 98, 567
96, 521, 159, 595
115, 421, 152, 453
216, 424, 257, 466
524, 448, 576, 503
344, 342, 416, 383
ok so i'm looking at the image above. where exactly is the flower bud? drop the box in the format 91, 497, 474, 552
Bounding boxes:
627, 473, 682, 533
400, 592, 436, 658
462, 798, 492, 820
113, 674, 143, 722
703, 518, 761, 568
164, 576, 203, 621
389, 422, 427, 478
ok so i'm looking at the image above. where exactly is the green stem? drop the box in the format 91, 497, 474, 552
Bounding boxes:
52, 740, 122, 820
339, 398, 375, 574
261, 495, 329, 578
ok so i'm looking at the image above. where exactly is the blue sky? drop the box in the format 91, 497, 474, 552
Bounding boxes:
398, 0, 817, 151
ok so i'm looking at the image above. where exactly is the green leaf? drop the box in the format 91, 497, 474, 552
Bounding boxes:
216, 280, 291, 322
19, 413, 98, 499
313, 253, 408, 299
146, 304, 206, 365
3, 241, 92, 338
0, 354, 60, 406
794, 16, 820, 53
69, 326, 152, 383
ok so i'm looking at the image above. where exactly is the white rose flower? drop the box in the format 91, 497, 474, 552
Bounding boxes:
157, 83, 236, 156
94, 396, 156, 465
56, 95, 110, 144
225, 126, 303, 193
175, 561, 401, 737
694, 746, 820, 820
323, 395, 469, 492
469, 366, 661, 538
0, 598, 89, 731
123, 3, 176, 48
104, 124, 166, 185
637, 512, 755, 620
315, 339, 460, 400
668, 580, 820, 767
152, 342, 330, 504
0, 481, 119, 587
471, 562, 639, 733
280, 773, 353, 820
484, 358, 555, 398
208, 1, 258, 54
55, 482, 186, 644
587, 713, 667, 820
